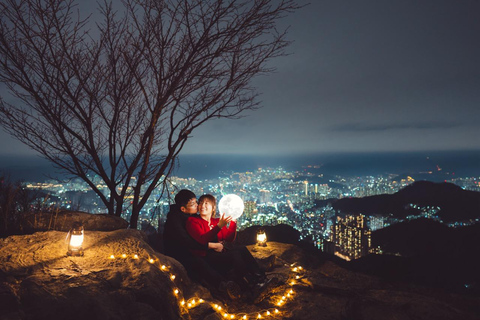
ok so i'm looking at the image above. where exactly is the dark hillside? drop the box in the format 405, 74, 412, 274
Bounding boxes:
333, 181, 480, 222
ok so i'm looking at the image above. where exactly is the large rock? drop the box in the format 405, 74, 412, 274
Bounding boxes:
0, 229, 208, 320
0, 230, 478, 320
19, 211, 128, 233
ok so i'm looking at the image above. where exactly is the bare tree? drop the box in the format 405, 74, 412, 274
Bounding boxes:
0, 0, 299, 228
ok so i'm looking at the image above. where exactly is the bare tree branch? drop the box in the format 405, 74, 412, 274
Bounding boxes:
0, 0, 300, 228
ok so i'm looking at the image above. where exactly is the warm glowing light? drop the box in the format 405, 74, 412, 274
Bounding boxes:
109, 255, 115, 259
122, 254, 127, 258
174, 289, 179, 295
290, 281, 295, 285
230, 315, 235, 319
187, 303, 192, 308
223, 313, 228, 318
266, 311, 271, 316
170, 274, 176, 280
289, 289, 294, 294
161, 265, 166, 270
199, 299, 204, 303
191, 299, 196, 304
242, 316, 247, 320
257, 314, 262, 319
180, 300, 185, 306
295, 275, 300, 279
275, 309, 279, 314
293, 267, 298, 272
287, 293, 291, 297
66, 222, 84, 256
256, 229, 267, 247
133, 254, 139, 259
149, 258, 155, 263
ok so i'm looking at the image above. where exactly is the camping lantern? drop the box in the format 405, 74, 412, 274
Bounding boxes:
66, 222, 84, 256
256, 229, 267, 247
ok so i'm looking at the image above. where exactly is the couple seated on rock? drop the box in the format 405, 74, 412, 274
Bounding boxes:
163, 189, 276, 302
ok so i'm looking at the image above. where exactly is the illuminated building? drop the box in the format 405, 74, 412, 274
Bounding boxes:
330, 214, 371, 261
243, 201, 258, 219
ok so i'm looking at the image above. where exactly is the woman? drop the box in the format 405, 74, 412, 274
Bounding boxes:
186, 195, 268, 297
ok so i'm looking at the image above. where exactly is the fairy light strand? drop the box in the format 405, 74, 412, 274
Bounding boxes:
106, 254, 307, 319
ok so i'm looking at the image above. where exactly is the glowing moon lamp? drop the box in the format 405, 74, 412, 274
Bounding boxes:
218, 194, 244, 220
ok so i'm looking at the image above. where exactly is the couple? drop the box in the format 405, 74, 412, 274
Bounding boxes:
163, 189, 275, 302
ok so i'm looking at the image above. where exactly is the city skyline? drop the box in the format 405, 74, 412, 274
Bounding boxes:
1, 0, 480, 157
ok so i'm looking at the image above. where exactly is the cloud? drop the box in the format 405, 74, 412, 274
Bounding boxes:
331, 121, 466, 132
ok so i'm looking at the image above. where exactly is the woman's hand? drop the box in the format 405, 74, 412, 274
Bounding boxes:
208, 242, 224, 252
217, 213, 232, 228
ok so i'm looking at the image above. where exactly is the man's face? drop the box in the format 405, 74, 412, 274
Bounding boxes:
180, 198, 198, 214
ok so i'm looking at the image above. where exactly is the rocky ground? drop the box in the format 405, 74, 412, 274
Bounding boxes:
0, 227, 479, 320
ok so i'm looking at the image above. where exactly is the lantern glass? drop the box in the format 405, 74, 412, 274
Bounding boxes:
256, 230, 267, 247
67, 222, 84, 256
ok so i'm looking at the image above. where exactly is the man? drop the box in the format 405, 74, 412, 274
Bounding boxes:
163, 189, 239, 299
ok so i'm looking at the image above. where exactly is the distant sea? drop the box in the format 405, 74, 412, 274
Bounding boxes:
1, 150, 480, 182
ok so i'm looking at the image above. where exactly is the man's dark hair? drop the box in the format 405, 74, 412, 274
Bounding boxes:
175, 189, 196, 208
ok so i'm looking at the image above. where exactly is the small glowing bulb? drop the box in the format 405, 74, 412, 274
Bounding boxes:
275, 309, 279, 314
266, 311, 271, 316
243, 316, 247, 320
122, 254, 127, 258
192, 299, 196, 304
187, 303, 192, 308
257, 314, 262, 319
290, 281, 295, 286
293, 267, 298, 272
230, 315, 235, 319
287, 293, 291, 297
299, 266, 303, 270
277, 302, 282, 306
180, 300, 185, 306
149, 258, 154, 264
289, 289, 294, 294
281, 296, 286, 300
133, 254, 139, 259
296, 275, 300, 279
170, 274, 176, 280
174, 289, 179, 295
214, 304, 218, 309
223, 313, 228, 318
109, 255, 115, 259
199, 299, 204, 303
161, 265, 166, 270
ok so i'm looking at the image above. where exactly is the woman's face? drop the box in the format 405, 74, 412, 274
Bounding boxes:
198, 198, 214, 220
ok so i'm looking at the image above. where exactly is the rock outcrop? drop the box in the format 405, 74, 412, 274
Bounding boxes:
1, 228, 479, 320
19, 211, 128, 233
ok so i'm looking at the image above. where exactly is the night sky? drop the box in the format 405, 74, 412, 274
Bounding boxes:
1, 0, 480, 156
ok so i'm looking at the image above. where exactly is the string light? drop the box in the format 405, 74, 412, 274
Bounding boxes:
105, 254, 308, 319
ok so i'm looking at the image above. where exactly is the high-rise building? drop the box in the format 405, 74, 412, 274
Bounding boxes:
330, 214, 371, 261
243, 201, 258, 219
